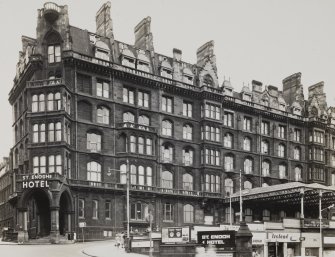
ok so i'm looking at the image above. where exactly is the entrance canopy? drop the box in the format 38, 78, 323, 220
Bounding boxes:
224, 182, 335, 207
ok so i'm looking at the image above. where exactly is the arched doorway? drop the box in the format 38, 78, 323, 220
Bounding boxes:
22, 189, 51, 239
58, 190, 73, 236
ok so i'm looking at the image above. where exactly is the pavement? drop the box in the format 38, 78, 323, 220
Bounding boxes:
82, 240, 146, 257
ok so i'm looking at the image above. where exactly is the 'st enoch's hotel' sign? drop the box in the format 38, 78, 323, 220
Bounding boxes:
22, 174, 52, 189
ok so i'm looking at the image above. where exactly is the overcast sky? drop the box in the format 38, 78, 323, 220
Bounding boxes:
0, 0, 335, 160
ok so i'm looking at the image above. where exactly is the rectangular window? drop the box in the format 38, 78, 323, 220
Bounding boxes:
93, 200, 98, 219
205, 103, 221, 120
162, 96, 173, 113
243, 117, 251, 131
261, 121, 269, 135
97, 80, 109, 98
79, 199, 85, 219
204, 148, 220, 166
77, 73, 92, 94
138, 91, 149, 108
146, 138, 153, 155
294, 129, 301, 142
183, 102, 193, 118
313, 131, 324, 144
123, 87, 134, 104
164, 203, 173, 221
48, 45, 61, 63
223, 112, 233, 127
105, 200, 111, 220
278, 125, 286, 139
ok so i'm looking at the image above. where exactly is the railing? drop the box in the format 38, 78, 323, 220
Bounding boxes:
64, 51, 201, 93
116, 122, 157, 133
44, 2, 61, 13
27, 78, 64, 88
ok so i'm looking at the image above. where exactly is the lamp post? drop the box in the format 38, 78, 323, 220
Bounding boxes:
239, 169, 243, 222
126, 159, 130, 240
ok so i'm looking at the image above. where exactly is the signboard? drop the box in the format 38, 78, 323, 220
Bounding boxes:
131, 240, 153, 248
197, 230, 235, 247
79, 222, 86, 228
162, 227, 190, 244
304, 219, 329, 228
22, 174, 51, 189
268, 233, 300, 242
252, 233, 266, 245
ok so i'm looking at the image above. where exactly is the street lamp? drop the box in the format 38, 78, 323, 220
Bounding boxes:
126, 159, 130, 240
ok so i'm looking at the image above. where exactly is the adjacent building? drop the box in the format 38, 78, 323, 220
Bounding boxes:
4, 1, 335, 256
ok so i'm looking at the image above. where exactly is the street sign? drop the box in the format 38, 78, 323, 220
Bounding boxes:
197, 230, 235, 247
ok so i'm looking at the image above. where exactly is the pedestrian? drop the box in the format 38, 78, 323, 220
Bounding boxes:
120, 232, 125, 248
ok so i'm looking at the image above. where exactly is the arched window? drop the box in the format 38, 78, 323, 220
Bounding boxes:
48, 154, 62, 174
224, 133, 233, 148
279, 164, 287, 179
123, 112, 135, 124
244, 158, 253, 174
261, 140, 269, 154
182, 148, 194, 166
162, 120, 172, 136
243, 137, 251, 151
39, 94, 45, 112
183, 173, 193, 191
87, 132, 102, 152
97, 106, 109, 124
32, 95, 38, 112
138, 115, 150, 130
183, 124, 193, 140
130, 135, 136, 153
294, 147, 301, 160
278, 144, 285, 157
203, 74, 214, 87
48, 44, 61, 63
161, 144, 173, 163
138, 137, 144, 154
33, 155, 46, 174
262, 160, 270, 176
146, 167, 152, 186
161, 171, 173, 188
225, 178, 234, 195
224, 154, 234, 171
295, 166, 302, 181
244, 181, 252, 189
130, 164, 137, 184
87, 161, 101, 182
183, 204, 194, 223
55, 92, 61, 110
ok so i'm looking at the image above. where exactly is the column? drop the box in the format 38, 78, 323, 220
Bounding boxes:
50, 207, 60, 243
283, 242, 288, 257
67, 213, 71, 233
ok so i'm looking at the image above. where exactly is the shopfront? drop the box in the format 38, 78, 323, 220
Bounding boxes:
252, 233, 266, 257
301, 232, 320, 257
267, 232, 300, 257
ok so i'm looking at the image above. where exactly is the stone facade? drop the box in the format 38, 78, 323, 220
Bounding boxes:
5, 2, 335, 244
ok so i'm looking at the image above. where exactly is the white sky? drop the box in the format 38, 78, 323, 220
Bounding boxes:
0, 0, 335, 159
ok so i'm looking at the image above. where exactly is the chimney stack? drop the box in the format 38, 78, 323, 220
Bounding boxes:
96, 2, 113, 38
134, 17, 154, 52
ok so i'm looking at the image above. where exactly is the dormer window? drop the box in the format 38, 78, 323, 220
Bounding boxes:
122, 56, 135, 68
225, 88, 233, 97
293, 107, 301, 115
279, 104, 286, 111
48, 44, 61, 63
161, 68, 172, 79
242, 94, 251, 101
183, 74, 193, 84
95, 49, 109, 61
137, 61, 149, 72
94, 40, 110, 61
203, 74, 214, 87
